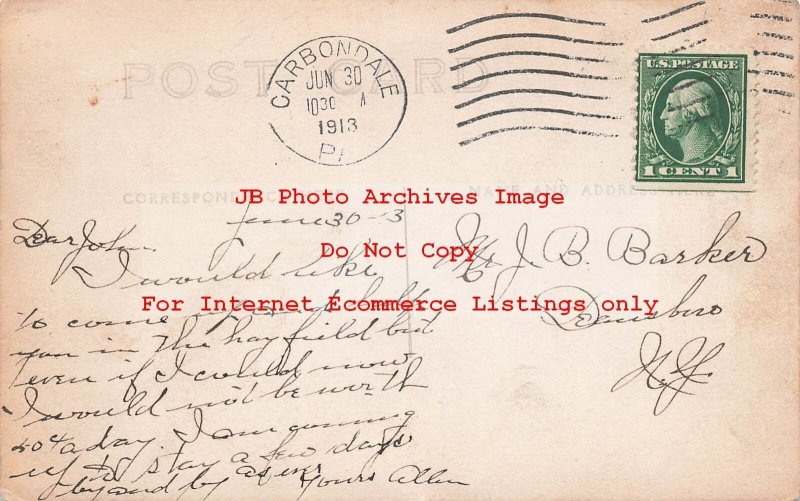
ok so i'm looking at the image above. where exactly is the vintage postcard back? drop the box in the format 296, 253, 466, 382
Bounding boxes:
0, 0, 798, 499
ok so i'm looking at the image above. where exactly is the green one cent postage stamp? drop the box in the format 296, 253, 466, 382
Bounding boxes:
636, 53, 747, 186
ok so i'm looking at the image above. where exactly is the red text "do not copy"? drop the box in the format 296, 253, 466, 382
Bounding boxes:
321, 241, 479, 262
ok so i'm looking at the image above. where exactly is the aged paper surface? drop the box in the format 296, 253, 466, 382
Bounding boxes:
1, 0, 798, 499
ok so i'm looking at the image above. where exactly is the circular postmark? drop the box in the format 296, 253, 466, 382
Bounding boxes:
267, 36, 407, 166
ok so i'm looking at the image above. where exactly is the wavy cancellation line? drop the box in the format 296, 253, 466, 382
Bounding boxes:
454, 89, 610, 109
449, 50, 609, 71
651, 20, 709, 41
448, 33, 623, 54
459, 125, 619, 146
452, 68, 617, 90
641, 1, 706, 24
456, 107, 622, 128
446, 12, 607, 34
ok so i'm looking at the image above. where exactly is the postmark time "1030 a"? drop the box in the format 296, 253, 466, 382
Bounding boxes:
637, 54, 747, 185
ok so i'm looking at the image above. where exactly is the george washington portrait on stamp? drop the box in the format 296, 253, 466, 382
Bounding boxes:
659, 78, 724, 164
